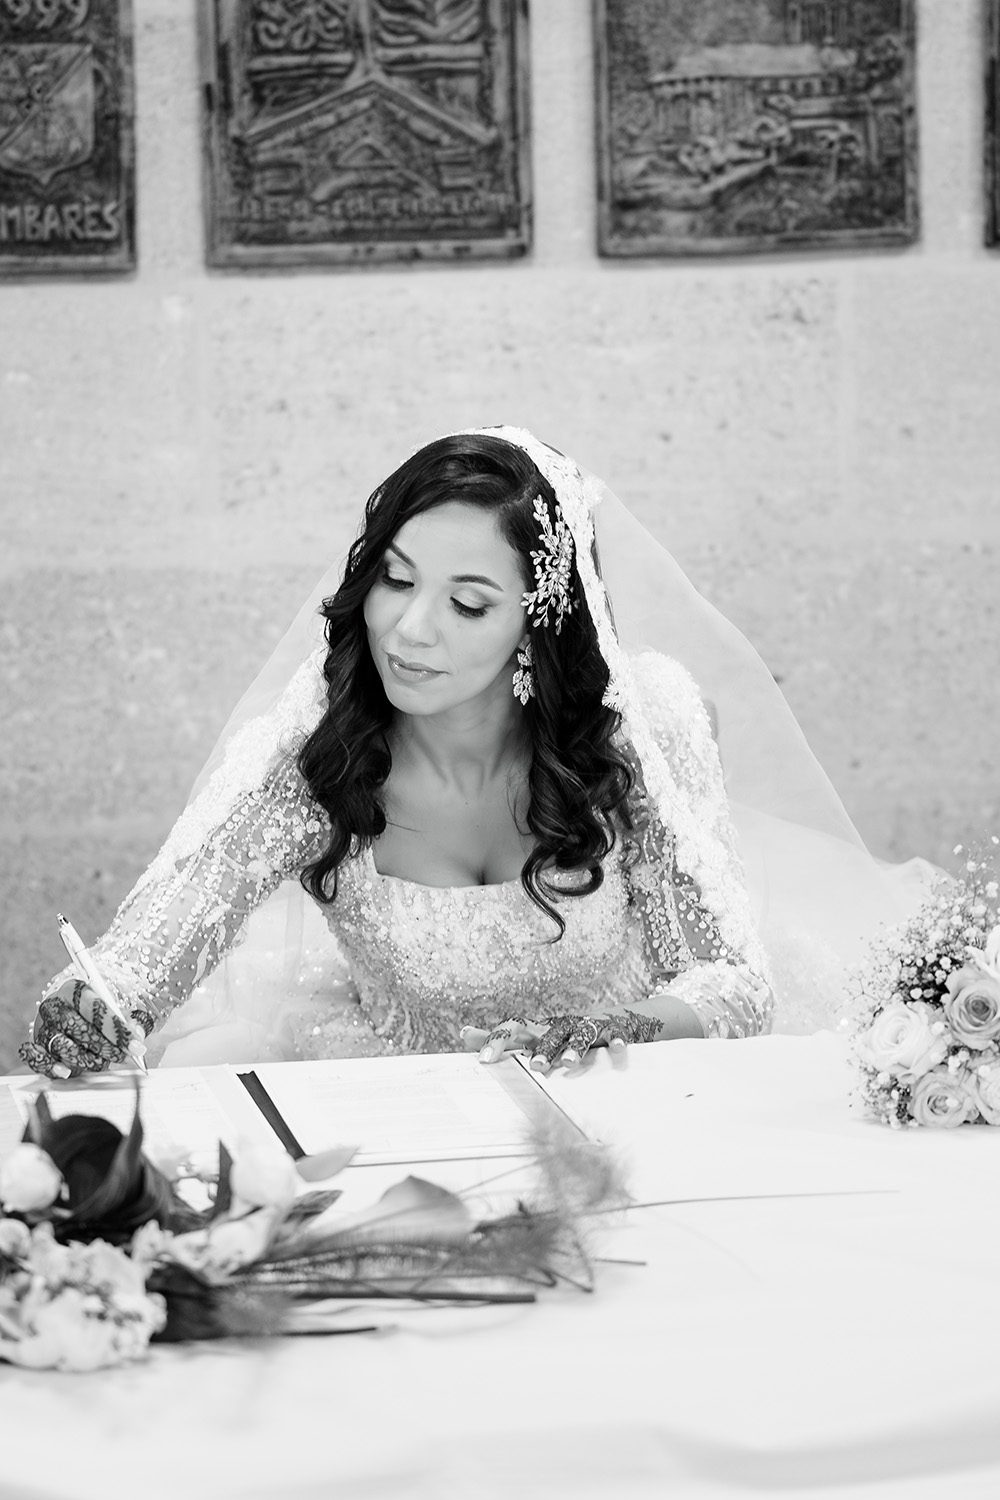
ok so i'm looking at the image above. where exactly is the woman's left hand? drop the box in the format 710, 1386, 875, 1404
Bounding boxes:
462, 1013, 633, 1071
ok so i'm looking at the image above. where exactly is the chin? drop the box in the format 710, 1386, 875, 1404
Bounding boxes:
379, 670, 443, 714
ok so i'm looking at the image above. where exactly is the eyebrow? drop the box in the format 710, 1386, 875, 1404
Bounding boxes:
387, 542, 505, 592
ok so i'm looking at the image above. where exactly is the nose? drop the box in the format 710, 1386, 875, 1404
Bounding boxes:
394, 589, 438, 648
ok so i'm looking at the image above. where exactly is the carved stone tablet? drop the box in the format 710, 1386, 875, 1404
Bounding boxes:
0, 0, 134, 276
595, 0, 919, 257
988, 0, 999, 247
202, 0, 531, 267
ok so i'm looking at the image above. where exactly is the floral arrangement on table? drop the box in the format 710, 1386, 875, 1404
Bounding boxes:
0, 1089, 624, 1372
850, 840, 1000, 1128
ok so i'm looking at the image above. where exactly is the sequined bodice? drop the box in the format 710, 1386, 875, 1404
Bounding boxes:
73, 652, 773, 1065
325, 847, 650, 1053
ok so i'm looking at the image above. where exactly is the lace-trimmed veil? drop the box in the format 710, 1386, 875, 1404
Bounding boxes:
146, 426, 927, 1057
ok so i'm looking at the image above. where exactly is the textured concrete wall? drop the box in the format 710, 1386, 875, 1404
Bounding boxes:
2, 0, 999, 1068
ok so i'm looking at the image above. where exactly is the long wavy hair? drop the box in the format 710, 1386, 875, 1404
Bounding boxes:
297, 432, 635, 933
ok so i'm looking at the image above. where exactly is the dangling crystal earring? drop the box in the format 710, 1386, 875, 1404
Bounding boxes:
513, 641, 535, 704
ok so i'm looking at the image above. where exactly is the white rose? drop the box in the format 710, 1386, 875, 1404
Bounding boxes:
854, 1000, 948, 1080
972, 1061, 1000, 1125
944, 967, 1000, 1050
0, 1144, 64, 1213
909, 1067, 980, 1128
229, 1142, 299, 1212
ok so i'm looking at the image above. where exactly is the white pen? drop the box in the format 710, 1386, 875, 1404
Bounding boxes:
57, 914, 148, 1074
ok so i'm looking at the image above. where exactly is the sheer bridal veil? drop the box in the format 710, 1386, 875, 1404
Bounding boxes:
147, 426, 930, 1060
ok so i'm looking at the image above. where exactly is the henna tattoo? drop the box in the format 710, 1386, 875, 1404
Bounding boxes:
19, 986, 129, 1076
618, 1010, 666, 1045
479, 1007, 666, 1072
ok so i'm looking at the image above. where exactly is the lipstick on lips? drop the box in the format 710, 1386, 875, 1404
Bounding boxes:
385, 651, 443, 684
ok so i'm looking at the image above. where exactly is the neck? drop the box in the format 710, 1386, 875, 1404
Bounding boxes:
391, 693, 528, 788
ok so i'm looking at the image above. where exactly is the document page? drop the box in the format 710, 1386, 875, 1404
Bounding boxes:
2, 1067, 276, 1163
250, 1052, 584, 1164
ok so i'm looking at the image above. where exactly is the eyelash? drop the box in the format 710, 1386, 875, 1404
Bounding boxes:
380, 568, 488, 619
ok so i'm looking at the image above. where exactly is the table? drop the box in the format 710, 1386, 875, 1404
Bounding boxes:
3, 1034, 1000, 1500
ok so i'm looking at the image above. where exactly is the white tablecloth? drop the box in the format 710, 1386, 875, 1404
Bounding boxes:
3, 1034, 1000, 1500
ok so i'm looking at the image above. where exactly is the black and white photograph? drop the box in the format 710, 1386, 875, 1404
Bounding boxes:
0, 0, 135, 275
2, 3, 1000, 1496
596, 0, 919, 255
988, 0, 999, 245
202, 0, 531, 266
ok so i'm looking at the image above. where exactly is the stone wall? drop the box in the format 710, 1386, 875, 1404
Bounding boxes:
2, 0, 998, 1068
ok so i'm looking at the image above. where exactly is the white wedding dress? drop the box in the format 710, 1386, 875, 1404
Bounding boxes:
70, 653, 771, 1067
32, 426, 931, 1070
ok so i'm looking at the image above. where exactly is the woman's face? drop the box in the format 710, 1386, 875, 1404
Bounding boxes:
363, 501, 529, 719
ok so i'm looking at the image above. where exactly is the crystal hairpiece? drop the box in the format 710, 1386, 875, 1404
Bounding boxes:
522, 494, 575, 632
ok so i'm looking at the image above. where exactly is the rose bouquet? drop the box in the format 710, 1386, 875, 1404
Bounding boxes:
0, 1087, 624, 1371
851, 841, 1000, 1128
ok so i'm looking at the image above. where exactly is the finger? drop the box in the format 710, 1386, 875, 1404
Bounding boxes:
33, 981, 84, 1036
529, 1016, 574, 1072
477, 1017, 542, 1064
460, 1026, 489, 1052
561, 1018, 603, 1069
478, 1029, 529, 1063
72, 990, 130, 1049
47, 1023, 115, 1075
32, 982, 100, 1050
58, 1011, 119, 1070
44, 981, 136, 1052
35, 1007, 110, 1070
18, 1039, 76, 1079
41, 1028, 92, 1074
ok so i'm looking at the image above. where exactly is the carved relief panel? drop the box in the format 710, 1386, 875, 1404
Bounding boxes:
595, 0, 919, 257
202, 0, 531, 267
989, 0, 999, 246
0, 0, 134, 275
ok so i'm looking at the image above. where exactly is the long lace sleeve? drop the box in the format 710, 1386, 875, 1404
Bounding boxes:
51, 754, 328, 1033
626, 652, 773, 1038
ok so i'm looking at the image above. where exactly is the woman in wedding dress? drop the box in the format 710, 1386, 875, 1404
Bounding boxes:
21, 427, 919, 1079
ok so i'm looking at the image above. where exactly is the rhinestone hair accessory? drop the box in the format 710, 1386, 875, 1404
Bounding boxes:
522, 495, 575, 632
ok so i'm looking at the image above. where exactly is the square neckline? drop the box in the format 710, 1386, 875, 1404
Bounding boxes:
363, 842, 524, 897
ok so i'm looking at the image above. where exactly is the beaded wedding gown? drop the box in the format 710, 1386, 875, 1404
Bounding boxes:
79, 653, 771, 1067
33, 426, 930, 1069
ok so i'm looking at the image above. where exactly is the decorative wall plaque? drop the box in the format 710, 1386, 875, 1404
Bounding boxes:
0, 0, 134, 276
988, 0, 999, 247
201, 0, 531, 267
595, 0, 919, 257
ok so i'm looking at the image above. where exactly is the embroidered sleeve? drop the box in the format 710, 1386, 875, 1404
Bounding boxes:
626, 653, 773, 1038
45, 754, 328, 1031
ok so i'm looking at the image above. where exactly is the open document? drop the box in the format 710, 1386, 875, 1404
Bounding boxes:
2, 1054, 587, 1167
2, 1067, 279, 1161
247, 1052, 585, 1164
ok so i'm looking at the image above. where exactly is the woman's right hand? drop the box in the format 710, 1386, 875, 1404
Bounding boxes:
19, 979, 145, 1078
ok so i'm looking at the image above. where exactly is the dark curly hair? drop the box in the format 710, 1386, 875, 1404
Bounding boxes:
297, 432, 636, 934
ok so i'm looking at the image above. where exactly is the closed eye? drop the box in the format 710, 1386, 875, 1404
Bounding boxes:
382, 567, 487, 618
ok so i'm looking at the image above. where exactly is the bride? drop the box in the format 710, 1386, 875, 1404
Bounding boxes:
20, 427, 922, 1078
